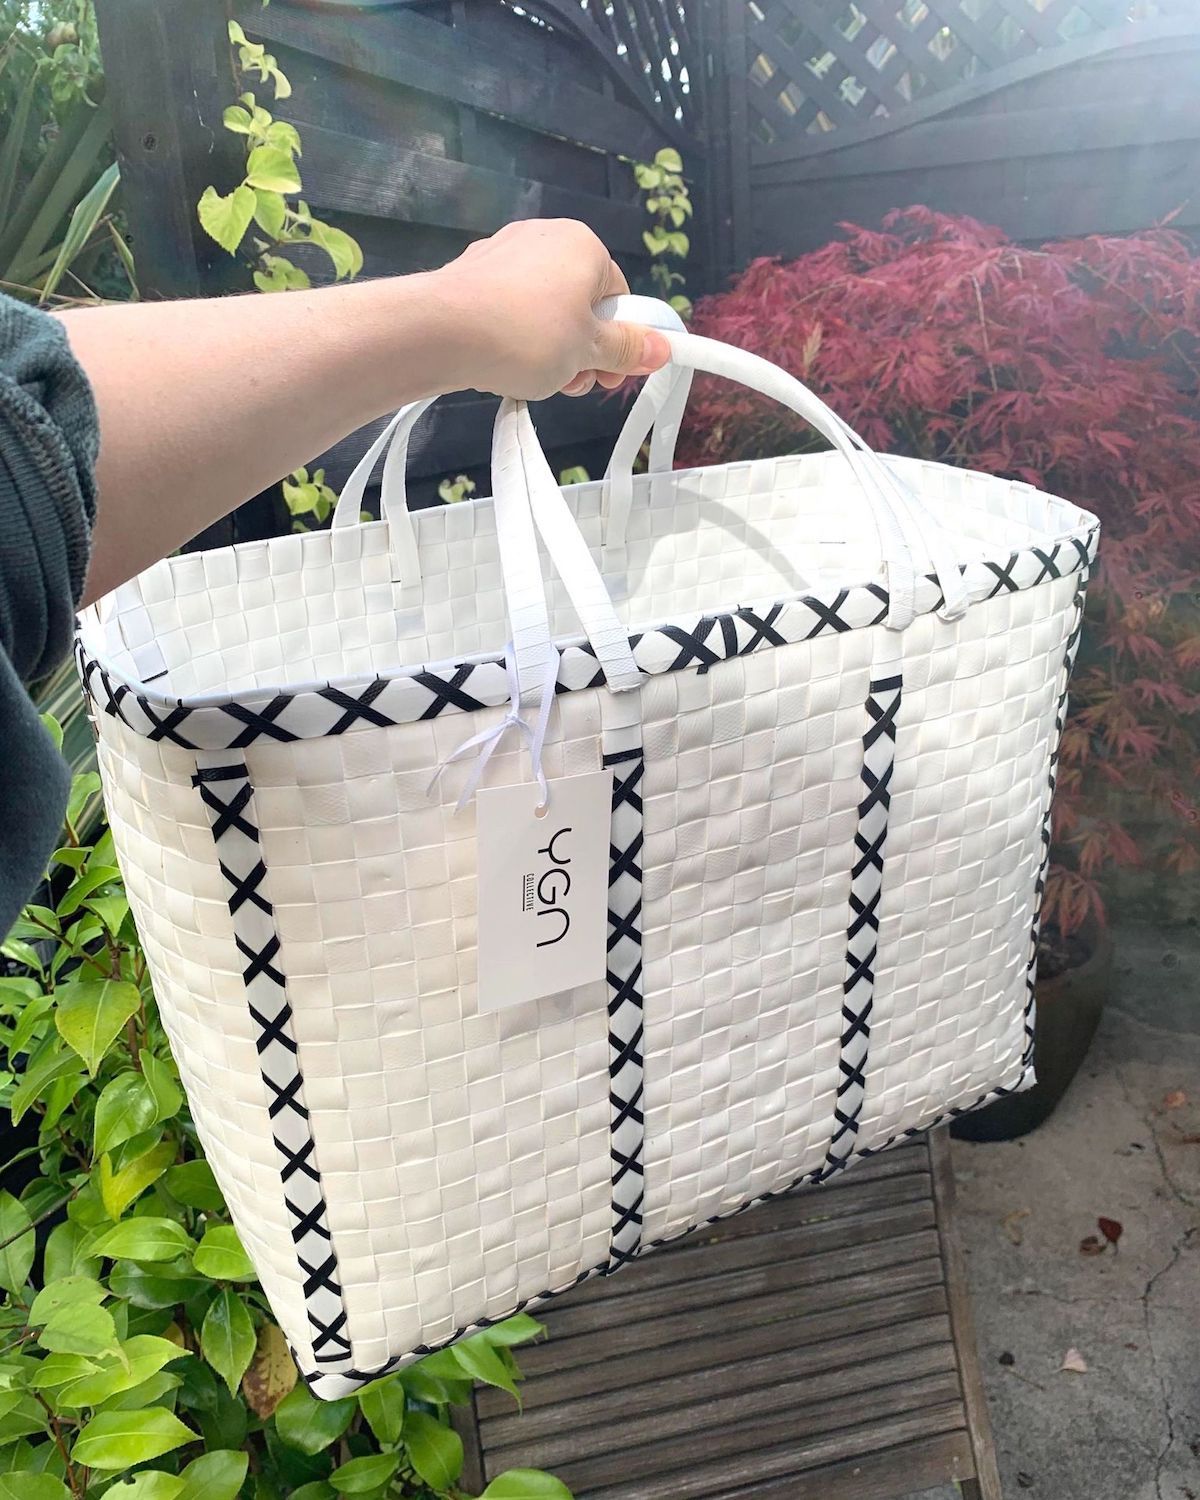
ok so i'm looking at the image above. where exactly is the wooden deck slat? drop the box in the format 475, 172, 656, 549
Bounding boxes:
549, 1168, 935, 1311
492, 1370, 966, 1486
529, 1237, 944, 1346
706, 1432, 979, 1500
546, 1180, 935, 1319
484, 1338, 960, 1463
571, 1401, 970, 1499
464, 1130, 997, 1499
507, 1281, 951, 1385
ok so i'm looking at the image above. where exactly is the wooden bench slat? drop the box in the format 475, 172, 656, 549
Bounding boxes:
490, 1369, 965, 1485
705, 1432, 979, 1500
479, 1309, 956, 1421
484, 1338, 959, 1460
562, 1400, 969, 1499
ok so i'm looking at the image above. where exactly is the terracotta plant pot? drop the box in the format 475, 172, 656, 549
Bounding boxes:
950, 918, 1114, 1142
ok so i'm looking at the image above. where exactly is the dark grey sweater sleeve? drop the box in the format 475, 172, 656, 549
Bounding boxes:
0, 294, 99, 933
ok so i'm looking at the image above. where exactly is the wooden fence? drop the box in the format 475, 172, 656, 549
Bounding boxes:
725, 0, 1200, 260
94, 0, 718, 539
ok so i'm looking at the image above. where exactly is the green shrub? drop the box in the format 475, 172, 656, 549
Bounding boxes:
0, 730, 571, 1499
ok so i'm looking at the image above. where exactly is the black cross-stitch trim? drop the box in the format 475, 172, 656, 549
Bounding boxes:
78, 530, 1099, 753
193, 758, 353, 1369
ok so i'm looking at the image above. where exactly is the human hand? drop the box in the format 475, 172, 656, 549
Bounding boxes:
430, 219, 671, 400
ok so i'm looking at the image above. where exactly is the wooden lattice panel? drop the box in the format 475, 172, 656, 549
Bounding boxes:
745, 0, 1175, 148
514, 0, 702, 129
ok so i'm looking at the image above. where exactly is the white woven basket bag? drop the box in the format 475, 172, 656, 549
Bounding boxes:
77, 296, 1099, 1398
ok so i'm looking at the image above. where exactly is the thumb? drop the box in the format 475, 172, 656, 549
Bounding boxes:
592, 320, 671, 377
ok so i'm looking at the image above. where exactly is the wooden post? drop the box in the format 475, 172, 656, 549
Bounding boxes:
94, 0, 248, 300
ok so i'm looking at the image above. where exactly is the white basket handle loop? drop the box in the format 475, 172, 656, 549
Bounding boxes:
597, 297, 971, 630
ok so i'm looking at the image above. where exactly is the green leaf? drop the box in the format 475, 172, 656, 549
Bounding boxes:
44, 1220, 101, 1282
654, 146, 683, 170
7, 995, 54, 1057
198, 183, 256, 255
56, 1336, 181, 1408
306, 220, 362, 280
173, 1355, 220, 1414
480, 1473, 574, 1500
667, 230, 689, 257
162, 1161, 224, 1213
357, 1374, 404, 1445
0, 1474, 71, 1500
0, 1193, 33, 1295
193, 1225, 254, 1281
39, 160, 121, 304
0, 1394, 46, 1444
99, 1140, 175, 1220
480, 1314, 545, 1347
85, 894, 130, 939
140, 1050, 184, 1123
245, 145, 301, 194
404, 1411, 463, 1491
73, 1408, 196, 1471
633, 163, 663, 189
265, 120, 302, 155
94, 1072, 158, 1155
451, 1334, 520, 1400
274, 1383, 355, 1455
108, 1257, 209, 1311
55, 979, 140, 1075
92, 1218, 194, 1264
9, 1042, 82, 1125
102, 1473, 185, 1500
29, 1275, 106, 1325
642, 228, 670, 256
222, 104, 255, 135
57, 863, 120, 917
197, 1380, 248, 1452
28, 1353, 100, 1391
200, 1289, 255, 1395
176, 1451, 249, 1500
288, 1486, 335, 1500
38, 1301, 119, 1357
329, 1453, 399, 1494
253, 188, 286, 239
228, 19, 248, 44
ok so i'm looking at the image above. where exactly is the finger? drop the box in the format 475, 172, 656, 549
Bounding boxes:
601, 258, 630, 298
592, 320, 671, 378
595, 369, 629, 391
562, 372, 596, 397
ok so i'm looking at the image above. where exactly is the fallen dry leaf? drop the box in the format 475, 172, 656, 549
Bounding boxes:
1098, 1216, 1123, 1246
1060, 1347, 1088, 1374
1079, 1235, 1105, 1256
1002, 1208, 1031, 1245
1164, 1089, 1188, 1110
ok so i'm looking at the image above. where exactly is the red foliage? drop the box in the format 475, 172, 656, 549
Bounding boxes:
681, 207, 1200, 931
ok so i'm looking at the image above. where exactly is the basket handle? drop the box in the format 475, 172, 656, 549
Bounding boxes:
597, 298, 971, 630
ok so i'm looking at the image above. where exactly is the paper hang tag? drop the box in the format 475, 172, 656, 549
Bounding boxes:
476, 770, 613, 1014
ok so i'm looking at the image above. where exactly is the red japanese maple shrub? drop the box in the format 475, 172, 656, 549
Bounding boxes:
679, 207, 1200, 934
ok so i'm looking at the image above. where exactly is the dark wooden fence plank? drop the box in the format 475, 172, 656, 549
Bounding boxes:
238, 0, 668, 162
704, 1432, 979, 1500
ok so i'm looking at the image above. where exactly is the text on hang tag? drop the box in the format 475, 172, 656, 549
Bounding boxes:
475, 770, 613, 1013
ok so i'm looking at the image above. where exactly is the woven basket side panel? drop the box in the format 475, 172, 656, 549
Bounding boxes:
245, 689, 616, 1373
638, 632, 875, 1243
93, 720, 314, 1364
857, 574, 1079, 1149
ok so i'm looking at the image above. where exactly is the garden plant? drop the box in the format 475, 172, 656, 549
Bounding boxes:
680, 206, 1200, 938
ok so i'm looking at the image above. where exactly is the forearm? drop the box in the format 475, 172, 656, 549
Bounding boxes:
58, 271, 473, 604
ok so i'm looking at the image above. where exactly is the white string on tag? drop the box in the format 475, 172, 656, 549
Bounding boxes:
429, 643, 559, 813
